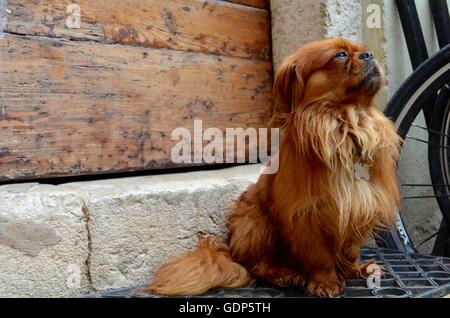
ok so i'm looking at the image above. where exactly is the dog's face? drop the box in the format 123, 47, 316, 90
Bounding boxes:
273, 38, 384, 118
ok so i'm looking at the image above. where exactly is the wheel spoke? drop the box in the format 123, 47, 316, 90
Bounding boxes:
405, 135, 450, 150
411, 123, 450, 138
400, 183, 450, 187
416, 223, 449, 249
401, 195, 450, 199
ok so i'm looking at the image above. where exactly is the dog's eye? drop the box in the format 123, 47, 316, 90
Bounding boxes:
335, 51, 348, 58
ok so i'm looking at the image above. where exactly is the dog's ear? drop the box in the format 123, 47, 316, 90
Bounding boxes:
271, 58, 305, 127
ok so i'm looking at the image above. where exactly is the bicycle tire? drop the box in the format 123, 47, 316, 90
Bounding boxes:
428, 85, 450, 224
427, 82, 450, 255
376, 44, 450, 252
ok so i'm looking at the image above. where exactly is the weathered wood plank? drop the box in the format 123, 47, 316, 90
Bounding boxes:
3, 0, 271, 61
0, 34, 272, 181
224, 0, 269, 9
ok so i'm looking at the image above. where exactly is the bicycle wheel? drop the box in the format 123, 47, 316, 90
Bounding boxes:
376, 44, 450, 254
428, 83, 450, 255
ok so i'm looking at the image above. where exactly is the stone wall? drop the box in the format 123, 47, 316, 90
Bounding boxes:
270, 0, 363, 69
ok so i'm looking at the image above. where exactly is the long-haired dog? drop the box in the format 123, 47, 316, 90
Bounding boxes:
147, 38, 401, 297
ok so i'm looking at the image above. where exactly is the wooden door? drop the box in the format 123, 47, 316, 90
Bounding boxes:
0, 0, 272, 181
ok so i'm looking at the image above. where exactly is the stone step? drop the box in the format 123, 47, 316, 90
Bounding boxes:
0, 165, 260, 297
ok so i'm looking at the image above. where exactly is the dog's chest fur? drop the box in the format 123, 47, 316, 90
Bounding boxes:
305, 107, 394, 237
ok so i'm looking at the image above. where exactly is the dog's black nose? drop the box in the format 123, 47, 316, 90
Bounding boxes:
359, 51, 374, 61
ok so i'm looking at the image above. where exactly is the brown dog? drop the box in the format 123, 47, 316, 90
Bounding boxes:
147, 38, 401, 297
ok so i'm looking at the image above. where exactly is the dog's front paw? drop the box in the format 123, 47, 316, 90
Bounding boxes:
347, 260, 385, 279
306, 272, 344, 297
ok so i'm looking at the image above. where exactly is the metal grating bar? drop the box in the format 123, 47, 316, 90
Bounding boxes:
84, 248, 450, 298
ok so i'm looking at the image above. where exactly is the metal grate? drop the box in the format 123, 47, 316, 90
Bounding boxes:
84, 248, 450, 298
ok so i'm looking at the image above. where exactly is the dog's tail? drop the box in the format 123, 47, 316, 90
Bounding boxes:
146, 235, 251, 295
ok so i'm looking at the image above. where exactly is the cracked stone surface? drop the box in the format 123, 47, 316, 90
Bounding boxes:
0, 165, 260, 297
65, 166, 259, 292
0, 216, 61, 257
0, 185, 89, 297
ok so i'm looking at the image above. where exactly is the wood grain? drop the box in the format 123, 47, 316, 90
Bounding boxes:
4, 0, 271, 60
224, 0, 269, 9
0, 34, 272, 181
